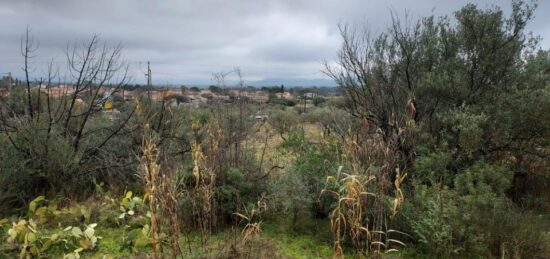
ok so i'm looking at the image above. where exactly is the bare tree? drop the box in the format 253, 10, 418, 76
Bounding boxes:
323, 22, 418, 170
0, 30, 135, 198
210, 68, 255, 171
21, 26, 39, 118
62, 35, 130, 152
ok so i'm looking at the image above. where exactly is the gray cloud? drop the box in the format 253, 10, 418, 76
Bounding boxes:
0, 0, 548, 85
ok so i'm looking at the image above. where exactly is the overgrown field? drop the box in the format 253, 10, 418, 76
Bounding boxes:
1, 1, 550, 258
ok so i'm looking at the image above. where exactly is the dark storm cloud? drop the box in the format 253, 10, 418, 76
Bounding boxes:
0, 0, 548, 85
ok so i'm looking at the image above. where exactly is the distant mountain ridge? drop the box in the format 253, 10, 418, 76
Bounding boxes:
248, 78, 336, 87
172, 78, 337, 88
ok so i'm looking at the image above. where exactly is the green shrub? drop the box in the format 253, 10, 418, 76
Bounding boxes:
269, 98, 296, 106
404, 159, 548, 258
215, 168, 253, 219
0, 196, 101, 258
312, 96, 326, 106
278, 131, 339, 218
267, 170, 313, 230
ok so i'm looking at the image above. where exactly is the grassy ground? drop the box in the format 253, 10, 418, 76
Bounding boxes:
261, 219, 333, 258
0, 119, 412, 258
0, 211, 332, 258
65, 218, 334, 258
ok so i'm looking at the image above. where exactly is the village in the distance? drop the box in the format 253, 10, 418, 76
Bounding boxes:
0, 73, 340, 115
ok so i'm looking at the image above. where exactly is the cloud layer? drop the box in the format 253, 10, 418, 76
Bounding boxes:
1, 0, 548, 85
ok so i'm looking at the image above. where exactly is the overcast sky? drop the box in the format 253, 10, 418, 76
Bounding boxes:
1, 0, 549, 86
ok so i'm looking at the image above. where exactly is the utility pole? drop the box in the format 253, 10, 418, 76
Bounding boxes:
145, 61, 152, 99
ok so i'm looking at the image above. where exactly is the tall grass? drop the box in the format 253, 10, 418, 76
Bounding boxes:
234, 199, 267, 244
136, 97, 183, 258
322, 105, 414, 258
137, 98, 162, 258
188, 118, 221, 246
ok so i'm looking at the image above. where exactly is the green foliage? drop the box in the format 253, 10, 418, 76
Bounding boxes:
454, 162, 511, 196
119, 224, 152, 253
405, 158, 548, 258
207, 85, 221, 93
215, 168, 253, 218
261, 86, 283, 94
405, 187, 456, 255
312, 96, 326, 106
268, 108, 299, 141
368, 3, 550, 256
269, 98, 296, 106
84, 191, 154, 254
2, 219, 100, 258
0, 99, 139, 214
0, 197, 101, 258
279, 131, 339, 217
267, 170, 313, 230
116, 191, 148, 223
26, 196, 91, 226
412, 152, 452, 185
0, 122, 78, 212
439, 107, 489, 157
261, 220, 333, 258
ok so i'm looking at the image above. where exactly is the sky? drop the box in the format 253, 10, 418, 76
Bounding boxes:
0, 0, 549, 86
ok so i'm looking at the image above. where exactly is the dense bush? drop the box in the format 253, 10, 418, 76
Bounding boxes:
324, 1, 550, 257
269, 98, 296, 106
276, 130, 339, 218
404, 159, 549, 257
267, 108, 299, 141
312, 96, 326, 106
215, 168, 253, 220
